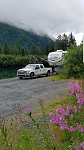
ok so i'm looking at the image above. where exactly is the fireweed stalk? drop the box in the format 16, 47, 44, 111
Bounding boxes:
18, 107, 30, 123
18, 100, 55, 150
50, 80, 84, 149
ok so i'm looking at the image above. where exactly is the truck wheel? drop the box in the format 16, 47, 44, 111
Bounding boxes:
46, 71, 50, 76
19, 77, 23, 79
30, 72, 34, 79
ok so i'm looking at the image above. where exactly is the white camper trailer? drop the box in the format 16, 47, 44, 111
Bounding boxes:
48, 50, 68, 73
41, 50, 68, 73
48, 50, 68, 66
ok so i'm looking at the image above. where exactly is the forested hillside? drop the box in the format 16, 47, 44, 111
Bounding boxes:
0, 23, 51, 50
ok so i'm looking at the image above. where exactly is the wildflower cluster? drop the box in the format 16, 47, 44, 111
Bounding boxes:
24, 107, 30, 113
18, 107, 30, 123
50, 80, 84, 149
68, 81, 84, 109
50, 103, 83, 132
75, 141, 84, 150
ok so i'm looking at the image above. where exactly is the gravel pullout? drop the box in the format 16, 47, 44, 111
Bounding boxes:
0, 75, 68, 119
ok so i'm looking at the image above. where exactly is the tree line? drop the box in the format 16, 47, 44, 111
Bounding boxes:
0, 32, 78, 56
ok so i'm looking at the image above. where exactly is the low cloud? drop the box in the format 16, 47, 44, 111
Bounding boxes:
0, 0, 84, 44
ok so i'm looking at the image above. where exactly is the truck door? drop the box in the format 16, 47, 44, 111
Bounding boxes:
40, 64, 44, 74
35, 65, 40, 75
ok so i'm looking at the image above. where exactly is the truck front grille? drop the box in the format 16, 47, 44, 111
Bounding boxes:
18, 70, 25, 74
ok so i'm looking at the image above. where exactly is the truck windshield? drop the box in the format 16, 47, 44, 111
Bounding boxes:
25, 64, 35, 69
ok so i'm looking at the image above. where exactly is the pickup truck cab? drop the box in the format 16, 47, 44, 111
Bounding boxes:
17, 64, 52, 79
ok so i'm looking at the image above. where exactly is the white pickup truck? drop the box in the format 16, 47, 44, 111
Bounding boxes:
17, 64, 52, 79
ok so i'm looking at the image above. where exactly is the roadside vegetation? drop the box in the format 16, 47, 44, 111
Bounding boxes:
0, 77, 84, 149
60, 44, 84, 79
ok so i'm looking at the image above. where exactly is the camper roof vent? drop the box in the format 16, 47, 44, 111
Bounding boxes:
57, 50, 63, 52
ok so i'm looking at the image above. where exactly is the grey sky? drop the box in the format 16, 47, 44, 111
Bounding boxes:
0, 0, 84, 44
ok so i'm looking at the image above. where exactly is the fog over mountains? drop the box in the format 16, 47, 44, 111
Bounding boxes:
0, 23, 52, 50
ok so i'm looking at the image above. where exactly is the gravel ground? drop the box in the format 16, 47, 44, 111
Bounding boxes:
0, 75, 68, 119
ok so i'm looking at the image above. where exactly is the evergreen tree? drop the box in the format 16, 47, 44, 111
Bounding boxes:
61, 33, 68, 50
25, 47, 29, 56
40, 47, 45, 55
49, 40, 54, 52
55, 35, 62, 50
0, 45, 2, 54
22, 47, 25, 56
30, 43, 36, 55
45, 44, 49, 55
13, 46, 18, 55
68, 33, 76, 47
15, 39, 22, 55
9, 42, 14, 55
3, 41, 9, 55
35, 47, 39, 55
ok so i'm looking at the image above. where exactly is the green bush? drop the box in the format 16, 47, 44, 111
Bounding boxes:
62, 44, 84, 78
0, 54, 30, 68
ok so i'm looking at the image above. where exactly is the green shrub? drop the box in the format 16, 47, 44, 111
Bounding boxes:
0, 54, 30, 68
62, 44, 84, 78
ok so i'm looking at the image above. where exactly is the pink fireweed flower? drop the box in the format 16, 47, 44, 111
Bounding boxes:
77, 97, 84, 105
65, 108, 69, 115
71, 114, 74, 118
75, 141, 84, 150
80, 97, 84, 105
79, 142, 84, 149
50, 116, 57, 123
60, 124, 69, 130
53, 136, 56, 139
68, 81, 83, 97
24, 107, 30, 112
76, 93, 83, 98
77, 98, 81, 104
74, 106, 77, 113
60, 124, 65, 130
21, 118, 26, 123
69, 126, 73, 130
77, 124, 84, 132
49, 113, 53, 116
18, 118, 27, 122
65, 119, 68, 123
66, 126, 78, 132
68, 105, 73, 110
68, 81, 73, 87
79, 81, 82, 84
78, 105, 82, 109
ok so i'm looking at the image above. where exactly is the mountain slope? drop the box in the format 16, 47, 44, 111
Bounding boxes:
0, 23, 51, 50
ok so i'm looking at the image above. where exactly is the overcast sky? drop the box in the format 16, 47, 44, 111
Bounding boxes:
0, 0, 84, 45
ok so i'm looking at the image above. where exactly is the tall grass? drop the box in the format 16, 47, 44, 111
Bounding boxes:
0, 77, 84, 149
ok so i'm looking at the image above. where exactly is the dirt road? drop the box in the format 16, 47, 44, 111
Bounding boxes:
0, 75, 68, 119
